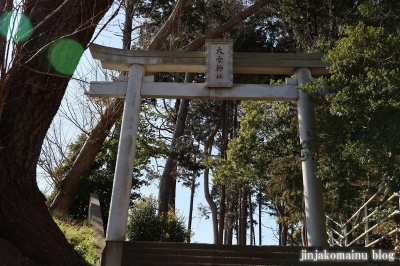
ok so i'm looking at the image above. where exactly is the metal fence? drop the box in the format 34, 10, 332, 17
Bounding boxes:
326, 188, 400, 248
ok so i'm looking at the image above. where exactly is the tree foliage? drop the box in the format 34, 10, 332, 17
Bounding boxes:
208, 100, 304, 245
303, 0, 400, 222
126, 196, 187, 242
48, 110, 164, 228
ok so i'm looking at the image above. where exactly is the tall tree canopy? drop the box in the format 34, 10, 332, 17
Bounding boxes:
305, 0, 400, 221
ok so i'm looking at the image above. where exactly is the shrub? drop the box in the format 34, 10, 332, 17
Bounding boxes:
127, 196, 187, 242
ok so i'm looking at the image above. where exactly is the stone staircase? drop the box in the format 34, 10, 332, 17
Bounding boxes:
101, 241, 400, 266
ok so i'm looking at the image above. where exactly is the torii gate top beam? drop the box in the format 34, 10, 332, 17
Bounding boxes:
90, 42, 330, 249
89, 44, 329, 76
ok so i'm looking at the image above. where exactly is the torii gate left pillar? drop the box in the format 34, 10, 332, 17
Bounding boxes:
101, 64, 144, 266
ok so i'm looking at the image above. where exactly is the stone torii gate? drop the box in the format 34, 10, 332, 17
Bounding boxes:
88, 40, 329, 260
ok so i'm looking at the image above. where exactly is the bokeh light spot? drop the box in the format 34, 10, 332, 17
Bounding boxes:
49, 38, 84, 76
0, 11, 32, 42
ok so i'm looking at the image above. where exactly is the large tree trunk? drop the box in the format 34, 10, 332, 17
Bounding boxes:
180, 0, 273, 51
239, 187, 248, 245
226, 196, 235, 245
217, 100, 228, 244
0, 0, 111, 264
218, 184, 226, 244
186, 173, 196, 243
0, 0, 12, 118
148, 0, 191, 51
49, 98, 124, 212
249, 192, 254, 245
50, 0, 190, 213
276, 203, 288, 246
204, 165, 219, 243
203, 102, 224, 244
158, 96, 191, 215
280, 224, 288, 246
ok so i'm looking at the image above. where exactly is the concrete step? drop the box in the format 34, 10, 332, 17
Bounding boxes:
110, 241, 400, 266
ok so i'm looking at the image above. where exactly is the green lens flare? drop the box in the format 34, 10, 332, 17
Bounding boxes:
0, 11, 32, 42
49, 38, 84, 75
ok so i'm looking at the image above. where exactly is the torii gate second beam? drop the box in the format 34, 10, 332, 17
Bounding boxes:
87, 43, 329, 265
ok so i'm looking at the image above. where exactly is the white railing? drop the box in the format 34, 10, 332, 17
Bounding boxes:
326, 189, 400, 248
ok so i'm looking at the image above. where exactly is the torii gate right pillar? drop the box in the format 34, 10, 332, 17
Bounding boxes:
296, 67, 328, 246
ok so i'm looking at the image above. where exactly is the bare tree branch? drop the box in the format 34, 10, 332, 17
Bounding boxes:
181, 0, 273, 51
148, 0, 190, 50
89, 1, 123, 48
30, 0, 72, 33
50, 0, 192, 212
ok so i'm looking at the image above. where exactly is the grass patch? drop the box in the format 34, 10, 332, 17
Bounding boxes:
52, 211, 98, 265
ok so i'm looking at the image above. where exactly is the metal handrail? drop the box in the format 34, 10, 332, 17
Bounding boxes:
327, 231, 343, 246
331, 237, 343, 247
347, 210, 399, 246
329, 226, 344, 239
365, 229, 399, 247
347, 205, 398, 238
326, 189, 400, 248
326, 214, 342, 228
345, 189, 382, 225
341, 193, 398, 241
